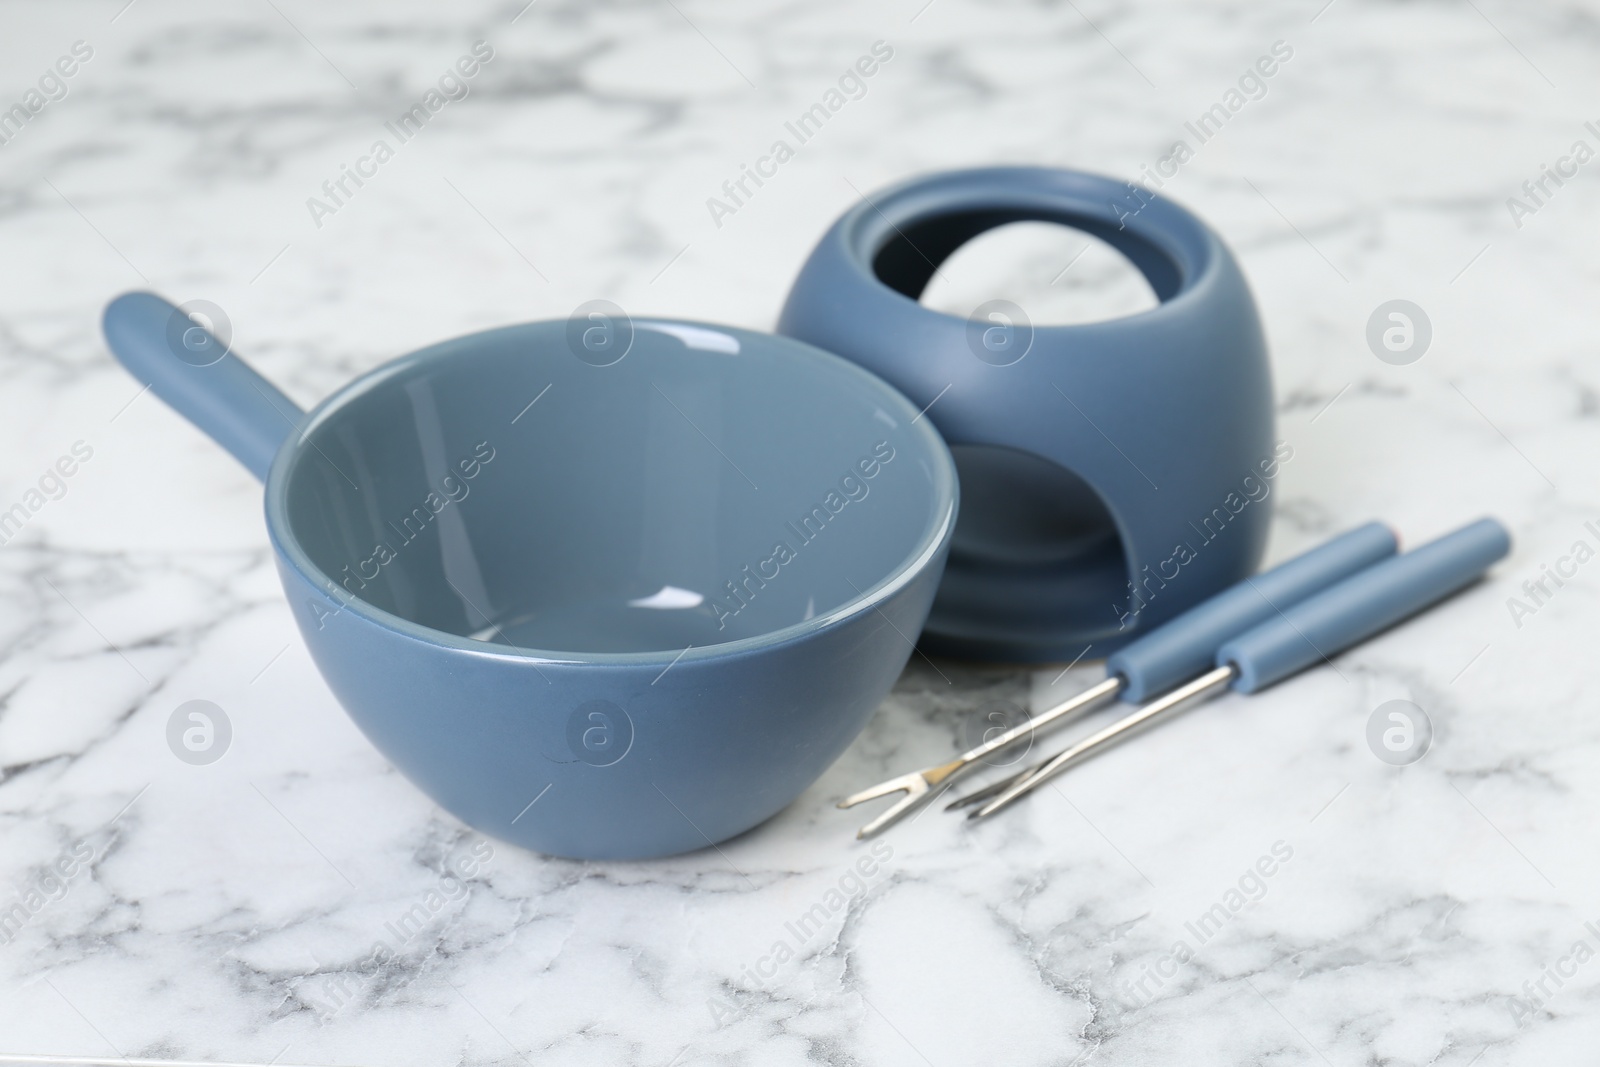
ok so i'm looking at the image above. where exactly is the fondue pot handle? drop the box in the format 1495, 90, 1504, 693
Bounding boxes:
102, 292, 304, 481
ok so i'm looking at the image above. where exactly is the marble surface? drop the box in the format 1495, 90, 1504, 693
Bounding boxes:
3, 0, 1600, 1063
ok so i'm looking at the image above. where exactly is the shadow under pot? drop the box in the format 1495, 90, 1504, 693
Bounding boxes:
778, 165, 1278, 663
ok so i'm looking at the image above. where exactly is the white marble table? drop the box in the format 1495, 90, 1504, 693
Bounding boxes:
2, 0, 1598, 1063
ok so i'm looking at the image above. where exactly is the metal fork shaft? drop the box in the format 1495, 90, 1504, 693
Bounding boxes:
971, 665, 1238, 820
953, 675, 1124, 769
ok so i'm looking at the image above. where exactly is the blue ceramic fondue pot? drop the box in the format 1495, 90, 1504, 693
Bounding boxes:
103, 293, 957, 859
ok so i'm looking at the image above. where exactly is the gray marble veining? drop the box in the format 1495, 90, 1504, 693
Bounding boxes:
2, 0, 1598, 1063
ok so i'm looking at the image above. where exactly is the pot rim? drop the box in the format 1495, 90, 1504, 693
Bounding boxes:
263, 317, 959, 668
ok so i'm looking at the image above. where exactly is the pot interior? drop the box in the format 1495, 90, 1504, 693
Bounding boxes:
276, 319, 951, 655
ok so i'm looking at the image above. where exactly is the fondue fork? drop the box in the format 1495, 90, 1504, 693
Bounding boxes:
841, 522, 1400, 838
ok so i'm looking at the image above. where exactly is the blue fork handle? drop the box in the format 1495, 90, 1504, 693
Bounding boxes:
1107, 521, 1398, 701
1219, 517, 1511, 693
103, 291, 303, 482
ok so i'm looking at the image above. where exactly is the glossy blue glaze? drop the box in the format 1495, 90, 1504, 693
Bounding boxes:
778, 166, 1276, 663
103, 293, 957, 859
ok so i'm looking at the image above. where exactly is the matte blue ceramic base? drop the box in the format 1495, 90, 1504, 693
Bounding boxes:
779, 166, 1277, 663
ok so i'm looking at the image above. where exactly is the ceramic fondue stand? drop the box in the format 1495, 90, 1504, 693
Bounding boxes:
780, 166, 1276, 662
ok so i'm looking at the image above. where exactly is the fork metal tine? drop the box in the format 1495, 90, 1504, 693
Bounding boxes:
838, 773, 924, 809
